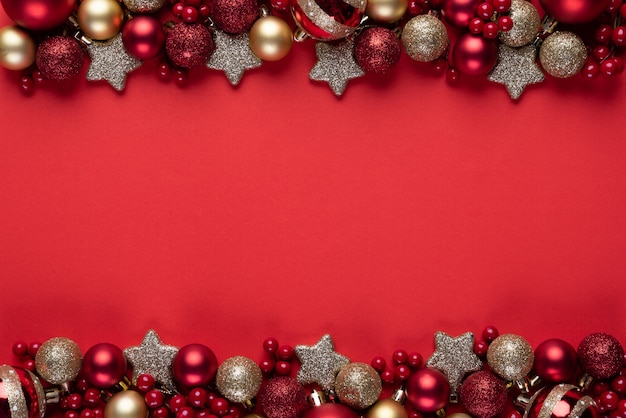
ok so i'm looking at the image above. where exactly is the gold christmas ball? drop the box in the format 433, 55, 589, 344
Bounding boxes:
539, 31, 587, 78
35, 337, 83, 385
249, 16, 293, 61
105, 391, 147, 418
366, 399, 408, 418
486, 334, 534, 382
401, 14, 448, 62
335, 362, 382, 409
499, 0, 540, 47
366, 0, 408, 23
78, 0, 124, 41
0, 26, 36, 70
447, 414, 473, 418
216, 356, 263, 403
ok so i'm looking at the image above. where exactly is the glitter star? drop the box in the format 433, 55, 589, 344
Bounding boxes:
309, 39, 364, 96
295, 334, 350, 390
206, 30, 262, 86
488, 44, 545, 100
85, 34, 142, 92
426, 331, 483, 397
124, 330, 179, 391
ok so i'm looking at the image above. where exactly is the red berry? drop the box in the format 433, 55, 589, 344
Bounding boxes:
152, 407, 169, 418
497, 16, 512, 32
263, 338, 279, 354
492, 0, 510, 13
172, 2, 185, 17
582, 59, 600, 79
381, 369, 395, 384
596, 24, 613, 45
275, 361, 291, 376
174, 69, 188, 86
474, 340, 488, 357
431, 58, 447, 73
198, 4, 211, 16
408, 352, 423, 369
28, 342, 41, 357
593, 45, 611, 61
607, 0, 623, 13
66, 411, 79, 418
482, 326, 499, 343
137, 374, 155, 392
477, 2, 495, 20
593, 382, 611, 395
392, 350, 408, 365
67, 394, 83, 410
157, 62, 171, 81
446, 67, 460, 83
613, 26, 626, 46
371, 356, 386, 373
12, 341, 29, 356
177, 407, 195, 418
469, 17, 484, 34
83, 388, 101, 406
145, 390, 165, 409
277, 345, 294, 361
188, 388, 207, 408
170, 395, 188, 412
259, 358, 275, 374
602, 58, 621, 76
80, 410, 94, 418
210, 398, 229, 417
23, 359, 35, 372
601, 391, 620, 411
182, 6, 199, 22
483, 21, 499, 39
33, 70, 46, 83
395, 364, 411, 381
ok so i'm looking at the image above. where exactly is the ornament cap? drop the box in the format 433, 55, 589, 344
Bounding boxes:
391, 388, 406, 404
45, 388, 62, 404
308, 390, 326, 407
294, 28, 309, 42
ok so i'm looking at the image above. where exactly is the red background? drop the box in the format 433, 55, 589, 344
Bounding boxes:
1, 2, 625, 366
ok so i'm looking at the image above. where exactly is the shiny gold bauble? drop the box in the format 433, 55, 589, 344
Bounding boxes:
104, 391, 148, 418
366, 0, 408, 23
78, 0, 124, 40
0, 26, 36, 70
249, 16, 293, 61
366, 399, 408, 418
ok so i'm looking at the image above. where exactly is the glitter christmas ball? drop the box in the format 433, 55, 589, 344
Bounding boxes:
522, 384, 599, 418
354, 27, 401, 74
577, 333, 624, 380
36, 36, 85, 81
122, 0, 166, 13
173, 344, 218, 389
335, 363, 382, 409
539, 31, 586, 78
35, 337, 83, 385
459, 371, 507, 418
0, 0, 75, 31
534, 339, 578, 384
216, 356, 262, 403
402, 14, 448, 62
499, 0, 540, 47
259, 377, 309, 418
211, 0, 259, 34
406, 368, 450, 413
539, 0, 610, 24
486, 334, 534, 382
122, 15, 166, 60
451, 33, 497, 76
166, 23, 214, 69
291, 0, 366, 40
0, 365, 47, 418
83, 343, 127, 388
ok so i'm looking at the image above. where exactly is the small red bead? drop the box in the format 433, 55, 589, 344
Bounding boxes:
274, 361, 292, 376
65, 411, 79, 418
505, 410, 522, 418
607, 0, 623, 13
492, 0, 510, 13
408, 352, 423, 369
186, 0, 202, 5
12, 341, 29, 356
601, 58, 621, 76
93, 408, 103, 418
23, 359, 36, 372
174, 69, 188, 86
482, 326, 499, 343
593, 46, 611, 61
618, 400, 626, 413
206, 392, 217, 403
182, 6, 199, 23
371, 356, 386, 373
76, 378, 90, 393
80, 409, 94, 418
177, 407, 195, 418
613, 26, 626, 46
381, 369, 395, 384
195, 410, 212, 418
593, 382, 611, 395
188, 388, 207, 408
61, 397, 69, 410
582, 59, 600, 79
67, 394, 83, 410
469, 17, 484, 34
431, 58, 447, 73
259, 359, 275, 374
392, 350, 408, 366
33, 70, 46, 84
145, 390, 165, 409
263, 338, 279, 354
476, 2, 495, 20
621, 3, 626, 19
170, 395, 188, 412
269, 0, 290, 11
497, 16, 512, 32
137, 374, 156, 392
407, 0, 426, 16
28, 342, 42, 357
395, 364, 411, 381
409, 411, 423, 418
483, 22, 499, 39
446, 67, 460, 83
157, 62, 171, 81
277, 345, 295, 361
152, 407, 170, 418
172, 2, 185, 17
611, 375, 626, 394
198, 4, 211, 17
210, 398, 229, 417
474, 340, 489, 358
614, 56, 624, 74
601, 391, 620, 411
84, 388, 101, 406
596, 24, 613, 45
227, 407, 240, 418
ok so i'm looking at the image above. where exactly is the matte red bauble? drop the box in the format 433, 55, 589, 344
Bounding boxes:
172, 344, 218, 389
523, 385, 598, 418
406, 368, 450, 413
122, 16, 166, 60
538, 0, 610, 24
0, 0, 75, 31
83, 343, 127, 389
303, 403, 359, 418
452, 33, 497, 76
441, 0, 482, 27
534, 339, 578, 384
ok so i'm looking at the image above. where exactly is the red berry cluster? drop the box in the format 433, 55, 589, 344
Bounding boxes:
59, 380, 106, 418
171, 0, 212, 23
584, 1, 626, 79
469, 0, 512, 39
406, 0, 443, 18
473, 325, 499, 358
590, 374, 626, 418
260, 337, 296, 377
11, 340, 42, 371
370, 349, 423, 386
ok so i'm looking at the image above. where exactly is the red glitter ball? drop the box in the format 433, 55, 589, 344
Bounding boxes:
460, 371, 507, 418
211, 0, 258, 34
578, 333, 624, 380
35, 36, 84, 81
354, 27, 401, 74
165, 23, 214, 69
259, 377, 309, 418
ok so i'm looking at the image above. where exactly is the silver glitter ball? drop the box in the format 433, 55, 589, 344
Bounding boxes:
122, 0, 166, 13
486, 334, 534, 382
402, 14, 448, 62
335, 362, 382, 409
500, 0, 540, 47
216, 356, 263, 403
539, 31, 587, 78
35, 337, 83, 385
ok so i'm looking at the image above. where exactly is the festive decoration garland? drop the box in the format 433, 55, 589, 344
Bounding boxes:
0, 0, 624, 98
2, 328, 626, 418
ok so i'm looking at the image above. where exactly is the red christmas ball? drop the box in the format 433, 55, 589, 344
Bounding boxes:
0, 365, 47, 418
441, 0, 482, 27
354, 27, 401, 74
303, 403, 359, 418
172, 344, 218, 389
122, 15, 166, 60
460, 371, 507, 418
534, 339, 578, 384
259, 377, 309, 418
35, 36, 84, 81
451, 33, 497, 76
406, 368, 450, 413
578, 333, 624, 380
0, 0, 75, 31
83, 343, 127, 389
539, 0, 611, 24
523, 385, 599, 418
211, 0, 258, 34
165, 23, 214, 69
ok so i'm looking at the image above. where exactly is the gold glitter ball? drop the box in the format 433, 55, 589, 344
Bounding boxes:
122, 0, 165, 13
486, 334, 534, 382
216, 356, 263, 403
539, 31, 586, 78
35, 337, 83, 385
500, 0, 540, 48
402, 14, 448, 62
335, 362, 382, 409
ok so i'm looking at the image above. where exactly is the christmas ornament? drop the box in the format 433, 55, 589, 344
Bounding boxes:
538, 0, 611, 24
334, 362, 382, 409
86, 34, 143, 91
533, 339, 578, 384
0, 0, 74, 31
0, 26, 35, 71
36, 36, 85, 81
122, 0, 166, 14
206, 30, 262, 85
166, 23, 213, 69
104, 390, 147, 418
452, 33, 498, 76
122, 16, 166, 60
34, 337, 82, 389
365, 389, 408, 418
294, 335, 350, 390
249, 12, 294, 61
405, 368, 450, 413
426, 331, 482, 398
486, 334, 534, 387
172, 344, 218, 390
309, 39, 365, 96
577, 333, 624, 381
123, 330, 179, 392
365, 0, 408, 24
0, 365, 49, 418
459, 371, 507, 418
539, 32, 586, 78
442, 0, 482, 28
215, 356, 263, 404
211, 0, 259, 34
291, 0, 367, 40
77, 0, 125, 41
499, 0, 541, 48
259, 377, 309, 418
354, 27, 401, 74
82, 343, 127, 389
303, 391, 360, 418
487, 44, 544, 99
401, 14, 448, 62
519, 384, 597, 418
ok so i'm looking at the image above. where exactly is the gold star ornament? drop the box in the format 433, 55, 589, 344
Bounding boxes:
488, 44, 544, 100
295, 334, 350, 390
86, 33, 142, 92
309, 39, 364, 96
123, 330, 179, 392
206, 30, 262, 86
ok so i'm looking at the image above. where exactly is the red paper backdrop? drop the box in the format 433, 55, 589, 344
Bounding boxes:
0, 3, 625, 365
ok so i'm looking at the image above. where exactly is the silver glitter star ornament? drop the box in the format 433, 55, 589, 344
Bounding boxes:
309, 39, 364, 96
86, 33, 142, 91
206, 30, 262, 86
488, 44, 545, 100
124, 330, 179, 392
295, 334, 350, 390
426, 331, 483, 397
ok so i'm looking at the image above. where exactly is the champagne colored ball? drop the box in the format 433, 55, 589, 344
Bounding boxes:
499, 0, 540, 47
365, 0, 408, 24
539, 31, 586, 78
365, 399, 408, 418
78, 0, 125, 41
0, 26, 36, 70
104, 391, 148, 418
402, 14, 448, 62
335, 363, 382, 409
249, 16, 293, 61
486, 334, 534, 381
216, 356, 263, 403
35, 337, 83, 385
